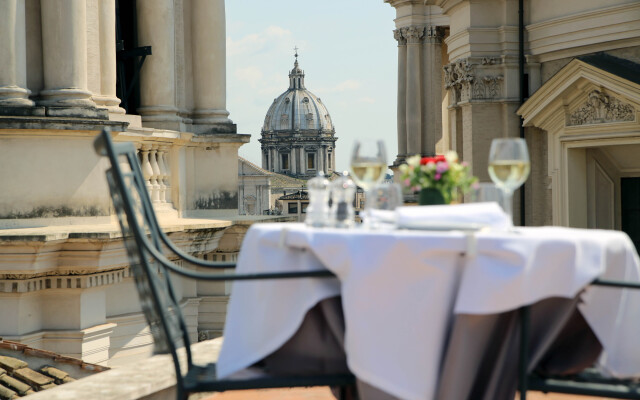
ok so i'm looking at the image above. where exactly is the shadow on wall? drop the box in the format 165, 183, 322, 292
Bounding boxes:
194, 191, 238, 210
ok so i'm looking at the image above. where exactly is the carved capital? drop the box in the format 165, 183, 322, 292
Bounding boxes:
443, 59, 476, 103
402, 26, 425, 44
424, 26, 444, 43
568, 90, 635, 126
393, 29, 406, 45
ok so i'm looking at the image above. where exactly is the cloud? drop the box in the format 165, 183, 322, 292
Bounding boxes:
358, 97, 376, 104
234, 66, 264, 88
227, 25, 295, 57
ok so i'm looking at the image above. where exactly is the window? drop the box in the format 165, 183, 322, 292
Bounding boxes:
288, 203, 298, 214
281, 153, 290, 170
265, 153, 269, 169
307, 153, 316, 170
301, 202, 309, 214
328, 153, 332, 168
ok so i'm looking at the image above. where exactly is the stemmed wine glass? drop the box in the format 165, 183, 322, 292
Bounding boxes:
487, 138, 530, 225
350, 140, 387, 227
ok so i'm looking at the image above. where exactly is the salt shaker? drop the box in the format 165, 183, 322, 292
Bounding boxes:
305, 172, 330, 227
329, 172, 356, 228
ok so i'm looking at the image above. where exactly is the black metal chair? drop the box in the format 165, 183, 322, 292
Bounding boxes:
93, 128, 355, 400
519, 279, 640, 399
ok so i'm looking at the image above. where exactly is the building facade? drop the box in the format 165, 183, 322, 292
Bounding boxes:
0, 0, 250, 366
385, 0, 640, 233
259, 54, 337, 179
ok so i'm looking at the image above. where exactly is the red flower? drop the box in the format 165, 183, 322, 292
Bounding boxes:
420, 155, 446, 165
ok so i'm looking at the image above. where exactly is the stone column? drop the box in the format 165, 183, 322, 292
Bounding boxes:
404, 26, 424, 156
316, 147, 322, 175
393, 28, 407, 163
137, 0, 180, 126
291, 146, 297, 175
0, 0, 33, 106
94, 0, 123, 113
40, 0, 94, 107
299, 147, 306, 175
191, 0, 232, 128
323, 146, 329, 175
422, 26, 444, 156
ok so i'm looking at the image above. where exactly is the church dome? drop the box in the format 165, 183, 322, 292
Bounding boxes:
262, 58, 334, 133
259, 52, 337, 179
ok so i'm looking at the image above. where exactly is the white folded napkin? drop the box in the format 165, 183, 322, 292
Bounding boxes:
395, 202, 511, 230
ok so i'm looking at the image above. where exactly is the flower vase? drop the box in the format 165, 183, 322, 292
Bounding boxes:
419, 188, 446, 205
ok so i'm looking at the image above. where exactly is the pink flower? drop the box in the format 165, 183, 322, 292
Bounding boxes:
411, 185, 421, 192
435, 173, 441, 181
403, 178, 411, 187
436, 162, 449, 173
461, 161, 469, 167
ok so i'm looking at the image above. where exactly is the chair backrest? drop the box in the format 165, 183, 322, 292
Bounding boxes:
94, 129, 193, 375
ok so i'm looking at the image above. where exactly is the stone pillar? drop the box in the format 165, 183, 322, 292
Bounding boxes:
191, 0, 232, 129
393, 28, 407, 163
323, 146, 329, 175
137, 0, 180, 126
40, 0, 94, 107
94, 0, 123, 113
0, 0, 33, 106
299, 147, 306, 175
291, 146, 297, 175
422, 26, 443, 156
273, 149, 279, 172
317, 148, 324, 175
404, 26, 424, 156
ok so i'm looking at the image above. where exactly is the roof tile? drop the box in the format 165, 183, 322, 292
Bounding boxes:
39, 366, 69, 384
0, 384, 17, 400
0, 357, 27, 374
12, 368, 54, 389
0, 374, 32, 396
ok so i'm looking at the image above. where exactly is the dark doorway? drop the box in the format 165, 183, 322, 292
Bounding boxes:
116, 0, 145, 114
621, 177, 640, 251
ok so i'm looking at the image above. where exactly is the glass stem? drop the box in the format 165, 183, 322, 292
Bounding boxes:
503, 189, 514, 226
363, 188, 372, 227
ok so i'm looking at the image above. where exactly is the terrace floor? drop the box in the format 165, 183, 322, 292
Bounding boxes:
206, 387, 609, 399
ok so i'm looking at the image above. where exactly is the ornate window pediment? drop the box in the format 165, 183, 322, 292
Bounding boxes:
518, 56, 640, 132
568, 90, 635, 126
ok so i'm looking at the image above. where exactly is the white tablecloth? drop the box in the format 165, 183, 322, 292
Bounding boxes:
217, 222, 640, 400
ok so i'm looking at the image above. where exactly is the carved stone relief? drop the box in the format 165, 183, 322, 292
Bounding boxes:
568, 90, 635, 126
444, 58, 504, 104
472, 75, 504, 99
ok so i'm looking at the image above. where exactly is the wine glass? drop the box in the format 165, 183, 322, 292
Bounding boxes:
350, 140, 387, 227
487, 138, 530, 225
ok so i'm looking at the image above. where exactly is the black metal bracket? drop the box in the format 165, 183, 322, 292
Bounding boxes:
116, 45, 152, 112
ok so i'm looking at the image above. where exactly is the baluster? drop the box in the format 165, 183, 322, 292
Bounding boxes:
159, 145, 171, 203
149, 145, 162, 203
156, 145, 167, 203
140, 144, 154, 196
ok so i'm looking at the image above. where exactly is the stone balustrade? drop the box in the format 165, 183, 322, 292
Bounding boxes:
137, 142, 172, 207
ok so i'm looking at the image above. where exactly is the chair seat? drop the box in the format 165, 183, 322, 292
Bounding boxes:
529, 369, 640, 399
183, 362, 356, 393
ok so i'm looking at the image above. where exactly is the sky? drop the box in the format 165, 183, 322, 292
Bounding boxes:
226, 0, 398, 173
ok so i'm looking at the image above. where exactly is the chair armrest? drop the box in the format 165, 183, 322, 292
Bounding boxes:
139, 229, 336, 281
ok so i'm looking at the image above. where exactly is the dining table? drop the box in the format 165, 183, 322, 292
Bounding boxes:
217, 203, 640, 400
